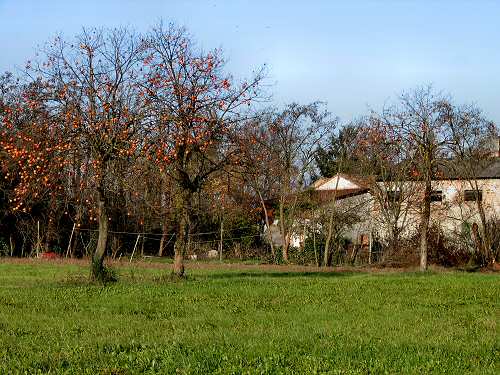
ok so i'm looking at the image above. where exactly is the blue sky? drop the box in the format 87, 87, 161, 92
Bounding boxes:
0, 0, 498, 123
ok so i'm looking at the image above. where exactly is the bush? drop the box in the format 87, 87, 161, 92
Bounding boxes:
375, 234, 420, 268
288, 245, 318, 266
0, 238, 9, 256
427, 226, 472, 267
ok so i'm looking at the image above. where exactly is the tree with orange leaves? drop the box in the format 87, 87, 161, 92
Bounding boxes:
143, 23, 265, 276
6, 28, 149, 280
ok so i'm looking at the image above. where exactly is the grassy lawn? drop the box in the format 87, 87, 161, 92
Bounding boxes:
0, 260, 498, 374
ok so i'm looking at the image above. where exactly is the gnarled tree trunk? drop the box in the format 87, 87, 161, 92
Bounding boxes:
92, 196, 109, 279
172, 189, 192, 277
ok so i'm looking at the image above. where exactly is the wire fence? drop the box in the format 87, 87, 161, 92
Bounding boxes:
68, 224, 264, 259
74, 225, 260, 238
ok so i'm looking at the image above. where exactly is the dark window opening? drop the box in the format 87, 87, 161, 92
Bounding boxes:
464, 190, 482, 202
430, 190, 443, 202
386, 191, 401, 203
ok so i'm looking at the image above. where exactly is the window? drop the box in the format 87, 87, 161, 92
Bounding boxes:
430, 190, 443, 202
464, 190, 482, 202
386, 191, 401, 203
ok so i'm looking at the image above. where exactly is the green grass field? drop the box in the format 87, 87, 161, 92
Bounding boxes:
0, 260, 498, 374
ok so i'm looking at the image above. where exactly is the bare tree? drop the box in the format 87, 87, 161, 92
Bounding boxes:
441, 101, 499, 265
374, 87, 453, 270
355, 115, 421, 259
259, 103, 337, 262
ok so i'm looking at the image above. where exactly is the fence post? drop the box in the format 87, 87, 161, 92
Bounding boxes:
66, 223, 76, 258
130, 234, 141, 262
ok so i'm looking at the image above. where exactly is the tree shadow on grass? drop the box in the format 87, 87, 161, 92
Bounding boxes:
200, 271, 359, 280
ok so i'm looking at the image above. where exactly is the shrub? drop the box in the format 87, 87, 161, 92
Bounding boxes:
0, 238, 9, 256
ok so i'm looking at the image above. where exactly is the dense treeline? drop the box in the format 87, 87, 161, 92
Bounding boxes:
1, 24, 498, 279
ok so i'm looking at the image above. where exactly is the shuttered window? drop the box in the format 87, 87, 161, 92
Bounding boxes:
464, 190, 482, 202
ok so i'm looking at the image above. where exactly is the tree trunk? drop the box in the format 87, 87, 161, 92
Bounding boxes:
323, 210, 335, 267
278, 197, 290, 262
158, 216, 170, 257
172, 189, 191, 277
219, 211, 224, 262
92, 197, 109, 280
257, 190, 275, 259
419, 179, 431, 271
323, 172, 341, 267
111, 235, 120, 259
350, 244, 360, 265
9, 235, 14, 257
312, 217, 319, 267
389, 225, 400, 257
158, 235, 165, 257
471, 223, 483, 264
475, 197, 492, 265
44, 217, 53, 253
